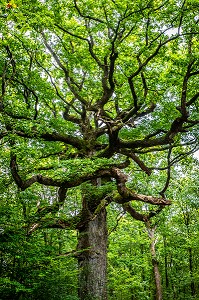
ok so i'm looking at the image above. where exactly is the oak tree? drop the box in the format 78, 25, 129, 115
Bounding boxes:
0, 0, 198, 299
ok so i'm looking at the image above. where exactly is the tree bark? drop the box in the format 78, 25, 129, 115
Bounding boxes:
146, 224, 163, 300
152, 257, 162, 300
77, 208, 108, 300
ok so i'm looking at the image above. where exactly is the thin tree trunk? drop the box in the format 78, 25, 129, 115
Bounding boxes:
188, 247, 196, 296
183, 211, 196, 297
163, 236, 169, 288
146, 223, 163, 300
77, 207, 108, 300
152, 258, 162, 300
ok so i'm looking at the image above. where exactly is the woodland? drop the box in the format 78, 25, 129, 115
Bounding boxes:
0, 0, 199, 299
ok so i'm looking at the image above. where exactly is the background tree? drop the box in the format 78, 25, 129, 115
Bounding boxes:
107, 157, 199, 300
0, 0, 198, 299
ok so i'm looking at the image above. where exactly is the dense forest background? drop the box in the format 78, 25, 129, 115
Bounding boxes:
1, 155, 199, 300
0, 0, 199, 299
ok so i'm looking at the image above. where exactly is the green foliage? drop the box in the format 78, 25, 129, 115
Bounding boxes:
0, 0, 199, 299
0, 219, 78, 300
0, 159, 78, 299
108, 215, 152, 300
107, 159, 199, 299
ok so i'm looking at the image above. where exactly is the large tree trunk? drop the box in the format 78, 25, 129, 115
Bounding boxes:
77, 207, 108, 300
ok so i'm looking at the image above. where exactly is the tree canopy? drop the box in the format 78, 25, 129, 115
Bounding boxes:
1, 0, 198, 221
